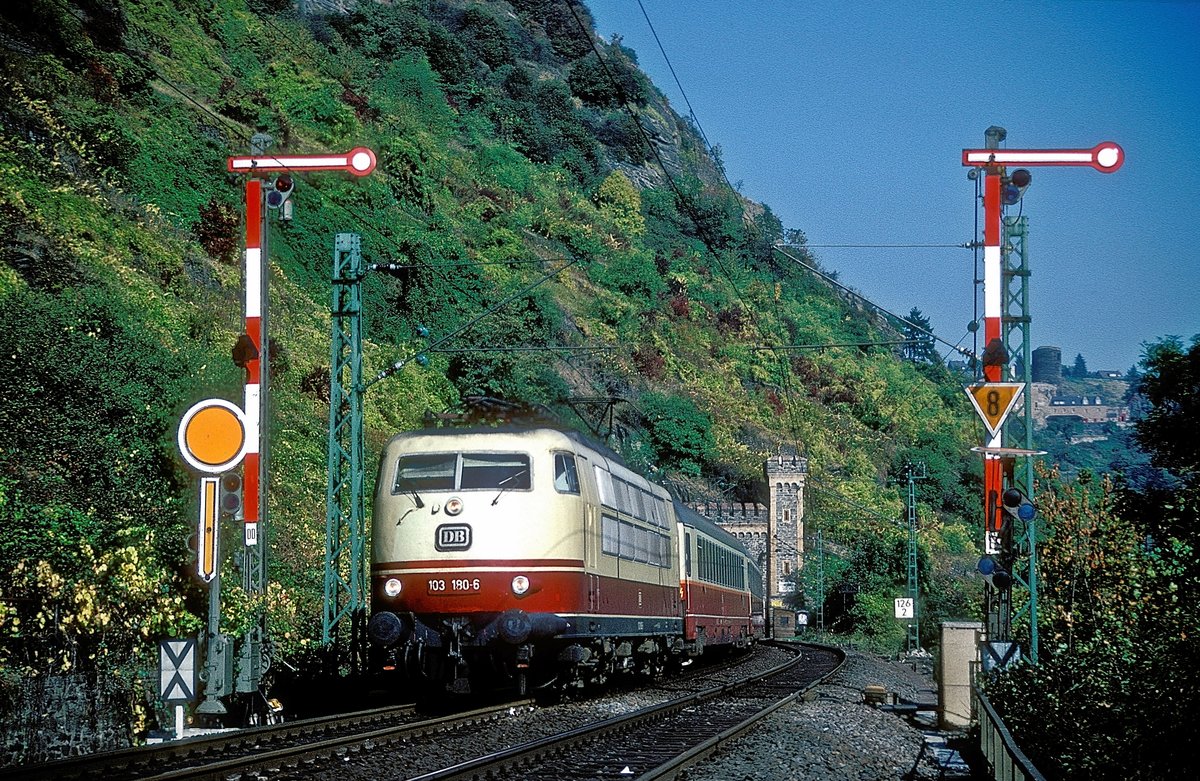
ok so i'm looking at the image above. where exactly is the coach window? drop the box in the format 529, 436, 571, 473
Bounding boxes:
594, 466, 614, 507
553, 452, 580, 494
602, 514, 620, 556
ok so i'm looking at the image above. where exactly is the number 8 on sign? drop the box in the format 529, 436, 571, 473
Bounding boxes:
964, 383, 1025, 439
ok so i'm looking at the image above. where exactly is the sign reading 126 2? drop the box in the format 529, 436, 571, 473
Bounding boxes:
965, 383, 1025, 439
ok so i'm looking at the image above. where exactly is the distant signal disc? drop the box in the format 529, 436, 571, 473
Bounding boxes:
178, 398, 247, 473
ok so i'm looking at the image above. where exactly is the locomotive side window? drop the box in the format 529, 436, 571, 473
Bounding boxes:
613, 478, 629, 513
618, 520, 637, 560
394, 454, 456, 492
684, 532, 692, 576
602, 513, 668, 568
553, 452, 580, 494
629, 486, 646, 520
461, 453, 530, 490
594, 466, 614, 506
602, 514, 620, 555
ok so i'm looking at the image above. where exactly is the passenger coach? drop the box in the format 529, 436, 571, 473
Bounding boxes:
676, 503, 766, 653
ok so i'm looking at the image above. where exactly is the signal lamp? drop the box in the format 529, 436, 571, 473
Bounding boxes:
978, 556, 1012, 591
1002, 168, 1032, 205
512, 575, 530, 596
219, 471, 243, 517
1002, 488, 1037, 523
265, 174, 294, 209
383, 578, 403, 597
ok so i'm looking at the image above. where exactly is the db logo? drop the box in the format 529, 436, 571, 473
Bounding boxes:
435, 524, 472, 551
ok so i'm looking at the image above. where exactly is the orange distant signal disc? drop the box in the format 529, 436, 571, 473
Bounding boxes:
178, 399, 246, 473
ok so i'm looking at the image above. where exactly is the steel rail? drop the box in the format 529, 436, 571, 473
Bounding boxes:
136, 701, 533, 781
402, 643, 842, 781
5, 700, 529, 781
637, 646, 845, 780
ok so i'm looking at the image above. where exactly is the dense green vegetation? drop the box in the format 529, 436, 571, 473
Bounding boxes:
0, 0, 984, 740
986, 335, 1200, 780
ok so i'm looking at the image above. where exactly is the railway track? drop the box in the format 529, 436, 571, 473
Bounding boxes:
401, 643, 844, 781
5, 643, 838, 781
3, 700, 528, 781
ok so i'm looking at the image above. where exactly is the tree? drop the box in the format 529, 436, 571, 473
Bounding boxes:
902, 308, 937, 364
1073, 352, 1088, 378
985, 472, 1150, 779
986, 335, 1200, 779
1133, 335, 1200, 479
638, 392, 715, 477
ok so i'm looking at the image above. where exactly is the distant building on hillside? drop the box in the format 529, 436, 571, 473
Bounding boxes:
1032, 346, 1062, 385
689, 450, 808, 609
1044, 394, 1128, 424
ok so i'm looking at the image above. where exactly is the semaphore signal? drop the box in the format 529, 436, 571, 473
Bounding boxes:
961, 127, 1123, 664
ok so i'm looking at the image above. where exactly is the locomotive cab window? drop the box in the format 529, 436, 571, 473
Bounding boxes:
393, 452, 531, 492
394, 454, 456, 492
553, 452, 580, 494
461, 453, 530, 490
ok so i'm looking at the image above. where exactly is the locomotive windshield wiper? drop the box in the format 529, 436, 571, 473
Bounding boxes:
491, 469, 529, 505
397, 480, 424, 509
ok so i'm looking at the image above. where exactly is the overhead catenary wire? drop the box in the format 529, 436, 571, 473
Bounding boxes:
65, 0, 595, 376
772, 244, 976, 361
622, 0, 981, 383
562, 0, 808, 451
751, 340, 915, 351
805, 475, 904, 529
364, 256, 583, 390
241, 3, 645, 438
805, 243, 969, 248
427, 345, 615, 353
634, 0, 711, 150
579, 0, 980, 481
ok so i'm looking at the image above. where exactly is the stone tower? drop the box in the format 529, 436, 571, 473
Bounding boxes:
765, 450, 807, 599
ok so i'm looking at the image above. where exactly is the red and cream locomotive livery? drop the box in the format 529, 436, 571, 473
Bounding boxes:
367, 425, 763, 693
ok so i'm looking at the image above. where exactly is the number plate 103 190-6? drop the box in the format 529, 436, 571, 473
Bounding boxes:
427, 577, 481, 595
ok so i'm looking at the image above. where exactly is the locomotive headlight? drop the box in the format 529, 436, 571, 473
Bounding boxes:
445, 497, 464, 516
383, 578, 403, 597
511, 575, 530, 596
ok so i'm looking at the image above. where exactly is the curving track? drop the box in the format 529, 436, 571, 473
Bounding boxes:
3, 701, 522, 781
400, 643, 844, 781
5, 643, 842, 781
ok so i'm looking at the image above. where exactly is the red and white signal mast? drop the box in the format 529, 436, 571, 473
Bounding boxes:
176, 137, 376, 710
225, 144, 377, 547
962, 127, 1123, 663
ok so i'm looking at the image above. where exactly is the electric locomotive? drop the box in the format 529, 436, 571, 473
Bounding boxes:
367, 424, 762, 693
368, 426, 681, 693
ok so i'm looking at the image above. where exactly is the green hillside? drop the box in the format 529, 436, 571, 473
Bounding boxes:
0, 0, 982, 730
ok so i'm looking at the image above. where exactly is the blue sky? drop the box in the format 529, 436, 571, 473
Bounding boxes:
586, 1, 1200, 373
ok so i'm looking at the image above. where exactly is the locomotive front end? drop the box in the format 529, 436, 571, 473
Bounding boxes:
368, 428, 585, 693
